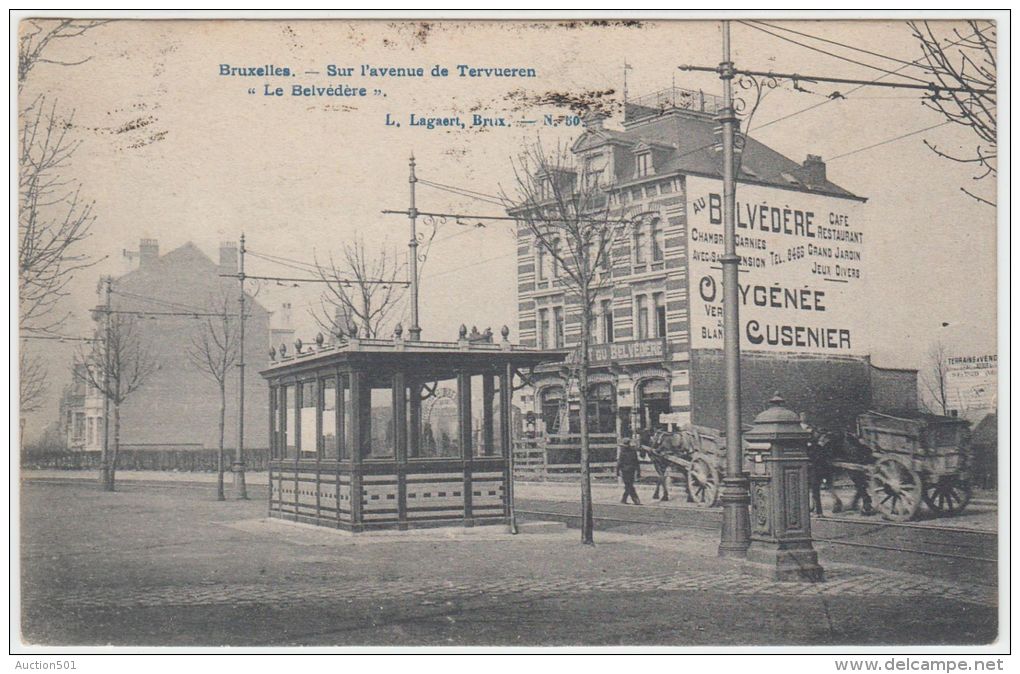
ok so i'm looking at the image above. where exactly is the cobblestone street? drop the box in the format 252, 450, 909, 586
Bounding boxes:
19, 478, 998, 647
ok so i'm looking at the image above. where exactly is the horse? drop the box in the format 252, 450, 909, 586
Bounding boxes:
808, 428, 875, 516
639, 429, 691, 503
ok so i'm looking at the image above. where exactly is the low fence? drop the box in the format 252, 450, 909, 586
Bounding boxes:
21, 446, 272, 472
513, 433, 619, 481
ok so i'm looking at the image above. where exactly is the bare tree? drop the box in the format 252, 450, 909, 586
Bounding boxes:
909, 20, 997, 207
18, 19, 108, 90
187, 292, 239, 501
921, 340, 951, 416
312, 239, 406, 339
19, 98, 99, 335
18, 19, 107, 421
507, 138, 633, 545
20, 348, 49, 415
74, 314, 158, 490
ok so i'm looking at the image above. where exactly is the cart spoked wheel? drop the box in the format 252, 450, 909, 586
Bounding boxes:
923, 476, 972, 516
686, 456, 719, 507
869, 458, 923, 521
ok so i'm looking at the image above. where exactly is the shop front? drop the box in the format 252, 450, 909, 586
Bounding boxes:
527, 337, 681, 442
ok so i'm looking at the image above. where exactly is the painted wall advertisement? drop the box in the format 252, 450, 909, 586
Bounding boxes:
685, 176, 867, 355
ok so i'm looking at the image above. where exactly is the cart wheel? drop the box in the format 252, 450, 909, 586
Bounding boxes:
923, 476, 972, 516
870, 458, 923, 521
687, 457, 719, 507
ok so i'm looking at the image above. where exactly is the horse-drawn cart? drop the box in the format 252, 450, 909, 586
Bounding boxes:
639, 417, 730, 507
836, 411, 972, 522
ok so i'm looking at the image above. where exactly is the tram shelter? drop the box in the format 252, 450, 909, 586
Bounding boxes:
261, 328, 567, 532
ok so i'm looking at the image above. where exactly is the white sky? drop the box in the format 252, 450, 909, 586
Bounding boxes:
17, 18, 999, 439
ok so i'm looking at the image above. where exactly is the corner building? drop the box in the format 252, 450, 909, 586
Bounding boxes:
514, 88, 917, 440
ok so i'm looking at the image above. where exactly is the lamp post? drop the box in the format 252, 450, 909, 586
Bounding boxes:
716, 20, 751, 558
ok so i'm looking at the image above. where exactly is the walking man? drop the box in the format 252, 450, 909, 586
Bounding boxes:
617, 437, 642, 505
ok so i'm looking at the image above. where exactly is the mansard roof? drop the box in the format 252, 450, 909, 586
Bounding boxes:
572, 109, 863, 200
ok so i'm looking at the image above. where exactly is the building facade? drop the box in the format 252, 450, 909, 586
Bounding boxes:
515, 88, 917, 438
64, 240, 273, 452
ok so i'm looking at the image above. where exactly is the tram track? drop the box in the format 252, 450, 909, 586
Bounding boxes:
516, 505, 998, 566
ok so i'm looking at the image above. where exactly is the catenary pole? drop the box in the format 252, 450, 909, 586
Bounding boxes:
717, 20, 751, 558
234, 233, 249, 499
101, 276, 112, 490
407, 154, 422, 341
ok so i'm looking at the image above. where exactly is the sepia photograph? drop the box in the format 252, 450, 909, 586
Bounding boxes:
11, 9, 1007, 661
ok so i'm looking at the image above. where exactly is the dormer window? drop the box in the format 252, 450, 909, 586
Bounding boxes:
539, 177, 553, 200
583, 153, 605, 190
635, 151, 652, 178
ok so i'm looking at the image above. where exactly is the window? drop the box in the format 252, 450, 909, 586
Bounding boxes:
321, 377, 339, 459
418, 380, 460, 458
588, 383, 617, 434
470, 374, 501, 458
650, 217, 664, 262
633, 225, 646, 265
654, 293, 667, 338
72, 413, 85, 442
636, 295, 649, 339
536, 244, 545, 281
553, 306, 565, 348
602, 300, 614, 343
366, 386, 395, 459
538, 309, 550, 349
539, 177, 551, 200
269, 387, 278, 458
281, 385, 295, 458
300, 381, 317, 457
584, 153, 604, 189
541, 387, 565, 435
550, 238, 561, 278
87, 418, 94, 445
636, 152, 651, 177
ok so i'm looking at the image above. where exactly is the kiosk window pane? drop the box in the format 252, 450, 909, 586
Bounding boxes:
283, 385, 295, 457
300, 381, 317, 457
322, 378, 338, 459
419, 378, 460, 458
339, 375, 350, 460
472, 375, 501, 458
367, 386, 395, 459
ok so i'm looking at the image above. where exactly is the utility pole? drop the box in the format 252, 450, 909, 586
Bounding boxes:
100, 275, 112, 490
717, 20, 751, 558
407, 154, 421, 341
233, 233, 248, 499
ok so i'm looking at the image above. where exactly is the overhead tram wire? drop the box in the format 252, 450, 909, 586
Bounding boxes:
417, 178, 510, 207
245, 249, 321, 274
826, 120, 953, 162
743, 25, 990, 134
20, 334, 99, 342
109, 288, 212, 314
735, 21, 937, 86
748, 20, 938, 74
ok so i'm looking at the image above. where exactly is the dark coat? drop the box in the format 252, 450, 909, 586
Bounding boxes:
617, 445, 641, 474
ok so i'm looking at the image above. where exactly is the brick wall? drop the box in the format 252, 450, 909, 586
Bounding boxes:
689, 350, 876, 432
869, 365, 919, 412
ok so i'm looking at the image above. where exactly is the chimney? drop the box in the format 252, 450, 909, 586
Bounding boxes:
802, 155, 827, 185
139, 239, 159, 267
219, 241, 238, 276
334, 304, 351, 333
582, 110, 606, 131
280, 302, 293, 329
